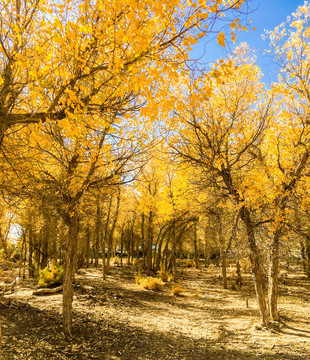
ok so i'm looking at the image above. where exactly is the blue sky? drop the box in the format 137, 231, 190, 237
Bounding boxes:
191, 0, 306, 85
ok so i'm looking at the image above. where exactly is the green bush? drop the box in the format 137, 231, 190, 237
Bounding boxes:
38, 263, 64, 288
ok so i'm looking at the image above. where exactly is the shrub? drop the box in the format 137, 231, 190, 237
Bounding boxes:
110, 256, 120, 265
206, 264, 215, 274
171, 282, 184, 296
135, 270, 142, 285
137, 276, 165, 290
185, 260, 195, 268
157, 267, 172, 282
38, 264, 64, 288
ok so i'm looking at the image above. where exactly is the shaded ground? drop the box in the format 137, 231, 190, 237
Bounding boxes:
1, 264, 310, 359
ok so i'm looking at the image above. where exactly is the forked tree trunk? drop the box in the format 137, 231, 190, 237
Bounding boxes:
241, 206, 269, 326
63, 213, 79, 337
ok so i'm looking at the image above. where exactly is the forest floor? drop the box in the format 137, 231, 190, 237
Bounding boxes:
0, 263, 310, 360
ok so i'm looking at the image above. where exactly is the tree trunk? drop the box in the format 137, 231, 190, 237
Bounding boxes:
94, 199, 101, 267
155, 229, 167, 271
236, 259, 242, 285
204, 227, 210, 268
40, 226, 48, 269
104, 195, 112, 273
146, 211, 154, 273
28, 226, 34, 277
63, 212, 79, 337
217, 214, 227, 289
268, 231, 280, 321
107, 191, 121, 271
85, 225, 90, 268
141, 213, 146, 269
194, 222, 200, 269
240, 206, 269, 326
120, 224, 124, 268
306, 236, 310, 278
22, 231, 27, 279
171, 223, 177, 280
102, 228, 106, 280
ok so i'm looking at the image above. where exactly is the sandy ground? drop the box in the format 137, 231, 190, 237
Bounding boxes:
0, 264, 309, 359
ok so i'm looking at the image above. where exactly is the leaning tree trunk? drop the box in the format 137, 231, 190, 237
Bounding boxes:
268, 231, 280, 321
241, 206, 269, 327
63, 212, 79, 337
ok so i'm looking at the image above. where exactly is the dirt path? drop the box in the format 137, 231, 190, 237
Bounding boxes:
1, 265, 309, 359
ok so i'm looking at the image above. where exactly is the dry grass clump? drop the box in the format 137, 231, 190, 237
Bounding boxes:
171, 282, 184, 296
184, 260, 195, 268
135, 270, 142, 285
135, 271, 165, 290
139, 277, 165, 290
157, 267, 172, 282
110, 256, 120, 265
206, 264, 215, 273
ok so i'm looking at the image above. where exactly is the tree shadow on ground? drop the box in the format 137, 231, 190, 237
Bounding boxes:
1, 305, 309, 360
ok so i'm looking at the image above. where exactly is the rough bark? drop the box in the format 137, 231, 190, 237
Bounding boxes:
63, 213, 79, 337
141, 213, 146, 269
236, 260, 242, 285
204, 227, 210, 268
28, 226, 34, 277
146, 211, 154, 273
85, 225, 90, 268
268, 231, 280, 321
194, 222, 200, 269
171, 222, 177, 280
94, 199, 101, 267
219, 217, 227, 289
240, 206, 269, 326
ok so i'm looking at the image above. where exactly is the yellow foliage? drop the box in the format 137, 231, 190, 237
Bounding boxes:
171, 283, 184, 296
137, 276, 165, 290
38, 264, 64, 288
157, 267, 172, 282
184, 260, 195, 268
